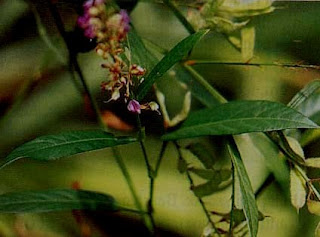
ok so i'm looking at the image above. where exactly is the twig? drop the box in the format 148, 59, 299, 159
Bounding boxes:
174, 142, 221, 237
136, 114, 156, 233
185, 60, 320, 70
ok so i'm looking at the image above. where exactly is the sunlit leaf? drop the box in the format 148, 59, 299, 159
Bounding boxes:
1, 130, 136, 169
227, 139, 259, 237
307, 200, 320, 216
290, 167, 307, 211
162, 100, 318, 140
0, 189, 118, 213
286, 136, 305, 158
137, 30, 209, 100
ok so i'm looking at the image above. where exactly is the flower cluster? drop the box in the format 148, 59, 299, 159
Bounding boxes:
78, 0, 159, 115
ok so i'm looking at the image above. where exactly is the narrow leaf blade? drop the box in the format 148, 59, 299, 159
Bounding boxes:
162, 100, 318, 140
2, 130, 136, 168
137, 30, 209, 100
228, 140, 259, 237
0, 189, 118, 213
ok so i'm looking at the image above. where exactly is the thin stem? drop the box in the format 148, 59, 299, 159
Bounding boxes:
186, 60, 320, 70
229, 161, 235, 235
174, 142, 221, 237
136, 114, 156, 233
183, 64, 227, 103
162, 0, 196, 35
295, 165, 320, 201
112, 147, 152, 231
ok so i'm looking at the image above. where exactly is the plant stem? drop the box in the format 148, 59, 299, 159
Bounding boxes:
173, 142, 221, 237
47, 1, 148, 231
162, 0, 196, 35
229, 161, 235, 235
136, 114, 156, 233
112, 147, 152, 231
186, 60, 320, 70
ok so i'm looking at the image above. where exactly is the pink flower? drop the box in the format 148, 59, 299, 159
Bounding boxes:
127, 100, 141, 114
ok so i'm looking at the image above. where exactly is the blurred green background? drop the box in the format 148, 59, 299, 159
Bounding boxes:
0, 0, 320, 236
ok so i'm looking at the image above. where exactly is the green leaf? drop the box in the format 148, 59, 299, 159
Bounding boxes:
127, 29, 158, 73
187, 143, 214, 169
137, 30, 209, 101
227, 139, 259, 237
192, 179, 231, 198
0, 189, 118, 213
162, 100, 318, 140
190, 168, 231, 181
2, 130, 136, 168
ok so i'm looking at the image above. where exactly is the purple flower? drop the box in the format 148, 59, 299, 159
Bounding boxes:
119, 10, 130, 33
127, 100, 141, 114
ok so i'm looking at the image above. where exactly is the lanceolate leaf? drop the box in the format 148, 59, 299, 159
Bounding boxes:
227, 140, 259, 237
127, 29, 158, 72
162, 100, 318, 140
137, 30, 209, 101
0, 189, 118, 213
1, 130, 136, 169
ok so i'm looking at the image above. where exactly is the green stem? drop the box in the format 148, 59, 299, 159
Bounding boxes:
136, 114, 156, 233
162, 0, 196, 35
174, 142, 221, 237
229, 161, 235, 235
187, 60, 320, 70
183, 64, 227, 103
112, 147, 152, 230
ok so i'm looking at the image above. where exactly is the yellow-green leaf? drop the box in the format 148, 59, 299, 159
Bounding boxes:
307, 200, 320, 216
305, 158, 320, 168
290, 167, 307, 211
